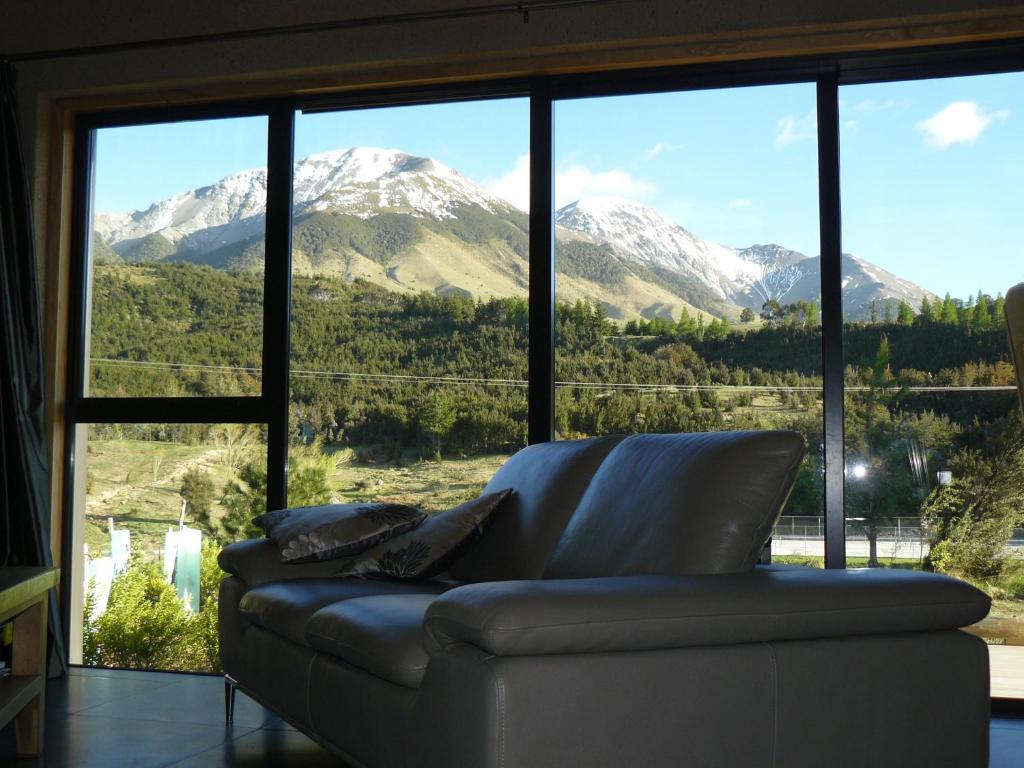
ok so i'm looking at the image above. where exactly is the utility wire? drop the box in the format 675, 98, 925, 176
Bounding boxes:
87, 357, 1017, 393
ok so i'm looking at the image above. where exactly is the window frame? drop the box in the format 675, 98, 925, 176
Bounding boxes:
63, 43, 1024, 707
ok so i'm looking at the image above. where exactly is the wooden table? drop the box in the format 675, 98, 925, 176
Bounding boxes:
0, 567, 59, 757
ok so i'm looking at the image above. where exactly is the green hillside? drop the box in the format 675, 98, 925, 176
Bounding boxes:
115, 232, 177, 263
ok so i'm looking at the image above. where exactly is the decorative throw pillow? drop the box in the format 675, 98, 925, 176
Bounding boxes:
254, 502, 428, 564
335, 489, 512, 580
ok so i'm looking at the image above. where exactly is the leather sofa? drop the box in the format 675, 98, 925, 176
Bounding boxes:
218, 431, 992, 768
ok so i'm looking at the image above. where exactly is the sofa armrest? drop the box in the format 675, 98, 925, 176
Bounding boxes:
423, 567, 990, 656
218, 539, 342, 588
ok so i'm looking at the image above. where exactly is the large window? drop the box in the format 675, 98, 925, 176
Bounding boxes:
288, 100, 530, 511
552, 85, 825, 560
67, 112, 278, 667
840, 72, 1024, 696
86, 117, 268, 398
64, 53, 1024, 699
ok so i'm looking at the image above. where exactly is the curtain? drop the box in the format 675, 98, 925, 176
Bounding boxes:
0, 60, 66, 675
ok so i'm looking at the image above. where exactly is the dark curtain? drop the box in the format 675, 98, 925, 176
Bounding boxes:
0, 60, 66, 675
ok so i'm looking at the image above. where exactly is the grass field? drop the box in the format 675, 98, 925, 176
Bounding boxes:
83, 436, 505, 560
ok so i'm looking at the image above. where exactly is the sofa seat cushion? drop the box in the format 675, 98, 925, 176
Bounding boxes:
305, 594, 436, 688
238, 578, 454, 647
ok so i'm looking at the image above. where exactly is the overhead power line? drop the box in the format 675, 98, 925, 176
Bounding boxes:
87, 358, 1017, 394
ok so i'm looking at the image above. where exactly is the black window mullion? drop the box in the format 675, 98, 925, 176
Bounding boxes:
262, 106, 296, 511
71, 397, 266, 424
816, 73, 846, 569
528, 80, 555, 445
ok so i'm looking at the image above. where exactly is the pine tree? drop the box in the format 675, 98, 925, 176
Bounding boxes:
940, 293, 958, 324
994, 293, 1006, 323
919, 296, 934, 324
179, 468, 215, 535
897, 301, 914, 326
972, 291, 991, 327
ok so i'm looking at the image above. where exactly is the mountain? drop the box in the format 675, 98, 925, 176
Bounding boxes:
93, 147, 936, 322
555, 197, 759, 314
95, 148, 514, 257
554, 197, 938, 320
770, 252, 938, 319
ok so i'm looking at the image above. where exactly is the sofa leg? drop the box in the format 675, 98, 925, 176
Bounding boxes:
224, 675, 237, 725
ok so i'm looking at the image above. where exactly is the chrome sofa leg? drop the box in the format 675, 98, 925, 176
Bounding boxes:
224, 675, 237, 725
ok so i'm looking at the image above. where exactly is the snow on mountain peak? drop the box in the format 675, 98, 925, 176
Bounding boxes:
96, 146, 513, 255
556, 196, 763, 301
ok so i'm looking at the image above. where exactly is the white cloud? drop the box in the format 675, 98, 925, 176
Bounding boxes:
776, 108, 817, 149
485, 154, 531, 211
728, 198, 752, 209
485, 156, 657, 211
916, 101, 1009, 149
645, 141, 683, 160
554, 164, 656, 208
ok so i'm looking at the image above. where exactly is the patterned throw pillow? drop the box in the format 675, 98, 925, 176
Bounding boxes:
335, 489, 512, 580
254, 502, 428, 564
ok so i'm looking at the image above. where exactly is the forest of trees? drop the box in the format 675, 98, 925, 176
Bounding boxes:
81, 261, 1024, 671
86, 262, 1020, 524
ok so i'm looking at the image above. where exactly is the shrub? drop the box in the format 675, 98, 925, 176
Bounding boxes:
83, 542, 227, 672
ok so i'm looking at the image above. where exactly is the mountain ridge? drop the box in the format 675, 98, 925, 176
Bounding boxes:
93, 146, 937, 321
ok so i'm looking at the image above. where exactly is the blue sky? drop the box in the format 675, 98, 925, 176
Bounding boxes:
93, 73, 1024, 299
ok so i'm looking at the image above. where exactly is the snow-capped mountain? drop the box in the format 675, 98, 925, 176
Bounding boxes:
292, 148, 505, 218
555, 197, 937, 318
555, 197, 762, 304
735, 244, 807, 307
774, 252, 938, 318
93, 147, 937, 321
95, 147, 516, 258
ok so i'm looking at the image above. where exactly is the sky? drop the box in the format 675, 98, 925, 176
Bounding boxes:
92, 72, 1024, 299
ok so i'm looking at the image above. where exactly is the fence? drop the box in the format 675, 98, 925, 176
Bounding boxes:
773, 517, 1024, 560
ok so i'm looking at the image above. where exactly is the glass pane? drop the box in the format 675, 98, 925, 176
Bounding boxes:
553, 85, 824, 563
841, 73, 1024, 697
288, 100, 530, 509
87, 117, 268, 397
68, 423, 268, 671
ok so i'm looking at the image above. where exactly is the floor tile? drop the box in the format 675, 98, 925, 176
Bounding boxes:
1, 713, 257, 768
82, 676, 279, 729
166, 728, 348, 767
69, 666, 202, 683
46, 672, 179, 715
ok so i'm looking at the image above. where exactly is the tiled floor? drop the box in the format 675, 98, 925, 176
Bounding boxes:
0, 667, 346, 766
0, 667, 1022, 766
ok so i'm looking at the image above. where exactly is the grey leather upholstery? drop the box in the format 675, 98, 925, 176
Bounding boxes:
545, 430, 805, 577
412, 629, 989, 768
424, 567, 990, 656
239, 578, 453, 646
305, 594, 436, 688
218, 432, 990, 768
448, 435, 623, 582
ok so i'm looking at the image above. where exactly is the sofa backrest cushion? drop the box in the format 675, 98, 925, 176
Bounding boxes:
447, 435, 624, 582
543, 431, 805, 578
